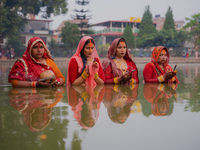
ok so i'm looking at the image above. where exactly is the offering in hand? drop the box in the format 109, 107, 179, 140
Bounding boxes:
39, 70, 56, 83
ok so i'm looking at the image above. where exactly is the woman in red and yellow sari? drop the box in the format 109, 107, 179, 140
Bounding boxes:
8, 37, 65, 87
67, 36, 104, 86
102, 38, 139, 84
143, 46, 178, 83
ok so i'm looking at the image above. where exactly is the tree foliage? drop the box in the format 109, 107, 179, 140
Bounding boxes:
137, 5, 156, 47
121, 25, 135, 49
163, 6, 176, 31
6, 35, 26, 57
0, 0, 68, 38
183, 13, 200, 46
137, 5, 156, 38
61, 22, 80, 49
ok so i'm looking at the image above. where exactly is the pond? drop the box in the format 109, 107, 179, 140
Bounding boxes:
0, 61, 200, 150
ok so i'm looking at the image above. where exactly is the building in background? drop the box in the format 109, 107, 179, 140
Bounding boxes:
153, 14, 184, 31
52, 19, 89, 43
0, 14, 53, 47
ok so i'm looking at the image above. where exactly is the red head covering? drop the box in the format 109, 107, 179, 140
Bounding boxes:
67, 36, 101, 85
8, 37, 54, 82
150, 46, 178, 83
102, 38, 137, 77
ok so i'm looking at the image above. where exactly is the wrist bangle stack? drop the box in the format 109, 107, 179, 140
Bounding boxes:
81, 70, 89, 80
94, 72, 99, 79
114, 77, 119, 84
31, 81, 37, 88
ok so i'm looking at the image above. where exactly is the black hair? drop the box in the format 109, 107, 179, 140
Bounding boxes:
80, 38, 95, 74
117, 38, 126, 46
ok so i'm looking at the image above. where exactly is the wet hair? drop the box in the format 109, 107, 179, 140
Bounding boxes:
80, 39, 95, 73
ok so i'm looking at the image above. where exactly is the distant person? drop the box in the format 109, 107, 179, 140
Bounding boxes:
196, 51, 198, 59
102, 38, 139, 84
67, 36, 104, 86
8, 37, 65, 87
186, 51, 189, 58
143, 46, 179, 83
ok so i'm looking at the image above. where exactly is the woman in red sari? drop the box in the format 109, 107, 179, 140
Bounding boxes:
67, 36, 104, 86
102, 38, 139, 84
143, 46, 178, 83
8, 37, 65, 87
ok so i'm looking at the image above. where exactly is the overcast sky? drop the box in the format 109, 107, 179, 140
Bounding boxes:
37, 0, 200, 30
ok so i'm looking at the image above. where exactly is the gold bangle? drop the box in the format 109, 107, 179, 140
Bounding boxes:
81, 70, 89, 80
158, 75, 165, 82
114, 77, 119, 84
94, 72, 99, 79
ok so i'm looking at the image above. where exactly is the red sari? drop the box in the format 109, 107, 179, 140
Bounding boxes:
143, 46, 179, 83
67, 36, 104, 85
8, 37, 65, 85
102, 38, 139, 84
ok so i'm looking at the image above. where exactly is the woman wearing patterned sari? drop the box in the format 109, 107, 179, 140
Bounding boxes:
143, 46, 178, 83
8, 37, 65, 87
102, 38, 139, 84
67, 36, 104, 86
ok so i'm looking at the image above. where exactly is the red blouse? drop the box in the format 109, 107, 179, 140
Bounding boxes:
143, 62, 179, 83
68, 58, 105, 84
104, 60, 139, 84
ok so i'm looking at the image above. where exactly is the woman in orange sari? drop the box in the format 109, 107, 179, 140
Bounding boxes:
102, 38, 139, 84
67, 36, 104, 86
143, 46, 178, 83
8, 37, 65, 87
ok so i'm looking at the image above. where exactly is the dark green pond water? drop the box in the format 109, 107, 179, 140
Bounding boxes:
0, 61, 200, 150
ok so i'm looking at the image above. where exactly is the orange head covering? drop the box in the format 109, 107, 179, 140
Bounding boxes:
151, 46, 170, 65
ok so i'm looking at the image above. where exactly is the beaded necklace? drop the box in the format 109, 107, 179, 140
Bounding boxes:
114, 58, 127, 74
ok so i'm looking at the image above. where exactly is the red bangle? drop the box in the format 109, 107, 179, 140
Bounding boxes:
31, 81, 36, 88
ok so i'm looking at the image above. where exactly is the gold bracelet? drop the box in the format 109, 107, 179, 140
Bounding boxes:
158, 75, 165, 82
114, 77, 119, 84
81, 70, 89, 80
94, 72, 99, 79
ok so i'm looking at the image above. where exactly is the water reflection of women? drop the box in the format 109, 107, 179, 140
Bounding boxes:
143, 83, 178, 116
68, 85, 105, 129
103, 84, 138, 124
9, 87, 65, 131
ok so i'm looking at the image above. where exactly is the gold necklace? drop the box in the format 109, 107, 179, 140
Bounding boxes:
114, 58, 127, 74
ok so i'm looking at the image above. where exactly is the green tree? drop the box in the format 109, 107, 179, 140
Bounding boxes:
61, 22, 80, 49
0, 0, 68, 38
163, 6, 176, 31
183, 13, 200, 47
6, 35, 26, 57
137, 5, 156, 48
98, 43, 110, 57
121, 25, 135, 49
